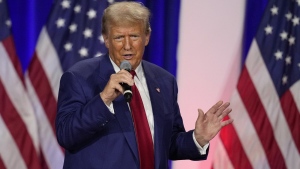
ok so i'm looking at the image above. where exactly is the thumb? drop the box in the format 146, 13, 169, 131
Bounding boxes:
197, 109, 205, 121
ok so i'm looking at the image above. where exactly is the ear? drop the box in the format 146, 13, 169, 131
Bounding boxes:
102, 34, 109, 48
145, 32, 151, 46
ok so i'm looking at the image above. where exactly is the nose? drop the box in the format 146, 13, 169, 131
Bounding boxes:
124, 37, 131, 50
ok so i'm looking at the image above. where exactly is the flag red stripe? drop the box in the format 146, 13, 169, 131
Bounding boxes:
237, 68, 287, 169
0, 81, 41, 169
1, 36, 42, 169
220, 116, 253, 169
28, 53, 57, 132
280, 90, 300, 153
1, 36, 24, 83
39, 147, 50, 169
0, 157, 5, 169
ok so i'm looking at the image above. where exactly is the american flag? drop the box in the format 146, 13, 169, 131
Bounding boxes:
0, 0, 123, 168
213, 0, 300, 168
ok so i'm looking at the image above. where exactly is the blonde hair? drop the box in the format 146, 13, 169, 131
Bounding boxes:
101, 2, 151, 35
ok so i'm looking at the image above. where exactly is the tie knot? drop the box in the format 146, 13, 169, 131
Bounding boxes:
130, 70, 136, 78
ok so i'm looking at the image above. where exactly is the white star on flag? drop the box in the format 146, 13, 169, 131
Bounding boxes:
74, 5, 81, 13
270, 5, 279, 15
292, 16, 299, 26
280, 31, 288, 40
64, 42, 72, 51
5, 19, 11, 27
265, 25, 273, 34
87, 9, 97, 19
285, 12, 292, 20
108, 0, 115, 4
288, 36, 295, 45
61, 0, 70, 9
282, 75, 288, 84
99, 35, 104, 43
78, 47, 88, 57
274, 50, 283, 60
285, 56, 292, 65
56, 18, 65, 28
69, 23, 77, 33
83, 28, 93, 38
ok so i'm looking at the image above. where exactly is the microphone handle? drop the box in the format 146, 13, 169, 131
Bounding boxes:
121, 82, 132, 102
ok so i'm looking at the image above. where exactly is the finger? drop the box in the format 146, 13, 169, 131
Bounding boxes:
221, 118, 234, 127
218, 108, 232, 120
114, 72, 134, 86
119, 76, 134, 86
207, 100, 223, 115
114, 84, 124, 93
215, 102, 230, 117
118, 69, 132, 77
103, 81, 123, 95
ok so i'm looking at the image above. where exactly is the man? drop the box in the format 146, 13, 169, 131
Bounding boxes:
56, 2, 233, 169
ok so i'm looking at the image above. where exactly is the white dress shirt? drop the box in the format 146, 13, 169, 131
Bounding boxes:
105, 58, 208, 155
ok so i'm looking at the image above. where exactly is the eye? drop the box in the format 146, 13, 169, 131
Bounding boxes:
130, 35, 139, 40
114, 36, 124, 41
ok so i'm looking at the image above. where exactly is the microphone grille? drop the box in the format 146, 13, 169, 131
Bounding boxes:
120, 60, 132, 71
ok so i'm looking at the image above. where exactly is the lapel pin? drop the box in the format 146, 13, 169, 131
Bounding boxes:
156, 88, 160, 93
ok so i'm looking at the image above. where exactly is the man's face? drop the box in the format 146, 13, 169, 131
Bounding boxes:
103, 23, 150, 70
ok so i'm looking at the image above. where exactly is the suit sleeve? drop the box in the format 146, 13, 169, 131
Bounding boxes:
55, 71, 115, 152
168, 77, 209, 160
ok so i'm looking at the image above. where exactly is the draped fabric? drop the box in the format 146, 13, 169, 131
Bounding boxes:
0, 0, 180, 168
213, 0, 300, 168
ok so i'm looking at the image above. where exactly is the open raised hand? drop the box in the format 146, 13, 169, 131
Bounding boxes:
194, 101, 233, 147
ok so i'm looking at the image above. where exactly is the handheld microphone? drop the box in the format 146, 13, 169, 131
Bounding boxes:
119, 60, 132, 102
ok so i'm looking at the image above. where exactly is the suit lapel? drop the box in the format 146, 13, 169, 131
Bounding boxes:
142, 61, 165, 169
113, 97, 139, 161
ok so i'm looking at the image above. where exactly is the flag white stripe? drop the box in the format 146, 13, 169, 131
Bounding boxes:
246, 40, 300, 169
213, 139, 234, 169
25, 73, 64, 169
231, 89, 270, 169
36, 27, 63, 100
290, 80, 300, 113
0, 116, 27, 169
0, 43, 39, 152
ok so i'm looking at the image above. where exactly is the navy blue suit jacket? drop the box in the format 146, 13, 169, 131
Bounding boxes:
56, 54, 208, 169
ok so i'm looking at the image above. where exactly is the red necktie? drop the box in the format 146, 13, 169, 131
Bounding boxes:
129, 70, 154, 169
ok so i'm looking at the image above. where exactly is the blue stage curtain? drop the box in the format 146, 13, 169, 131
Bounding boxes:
6, 0, 53, 72
136, 0, 180, 77
242, 0, 268, 66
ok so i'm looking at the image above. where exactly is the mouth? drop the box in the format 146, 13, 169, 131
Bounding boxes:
123, 54, 134, 59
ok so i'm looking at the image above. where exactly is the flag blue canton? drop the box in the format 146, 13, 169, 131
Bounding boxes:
46, 0, 122, 71
0, 0, 11, 41
256, 0, 300, 97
